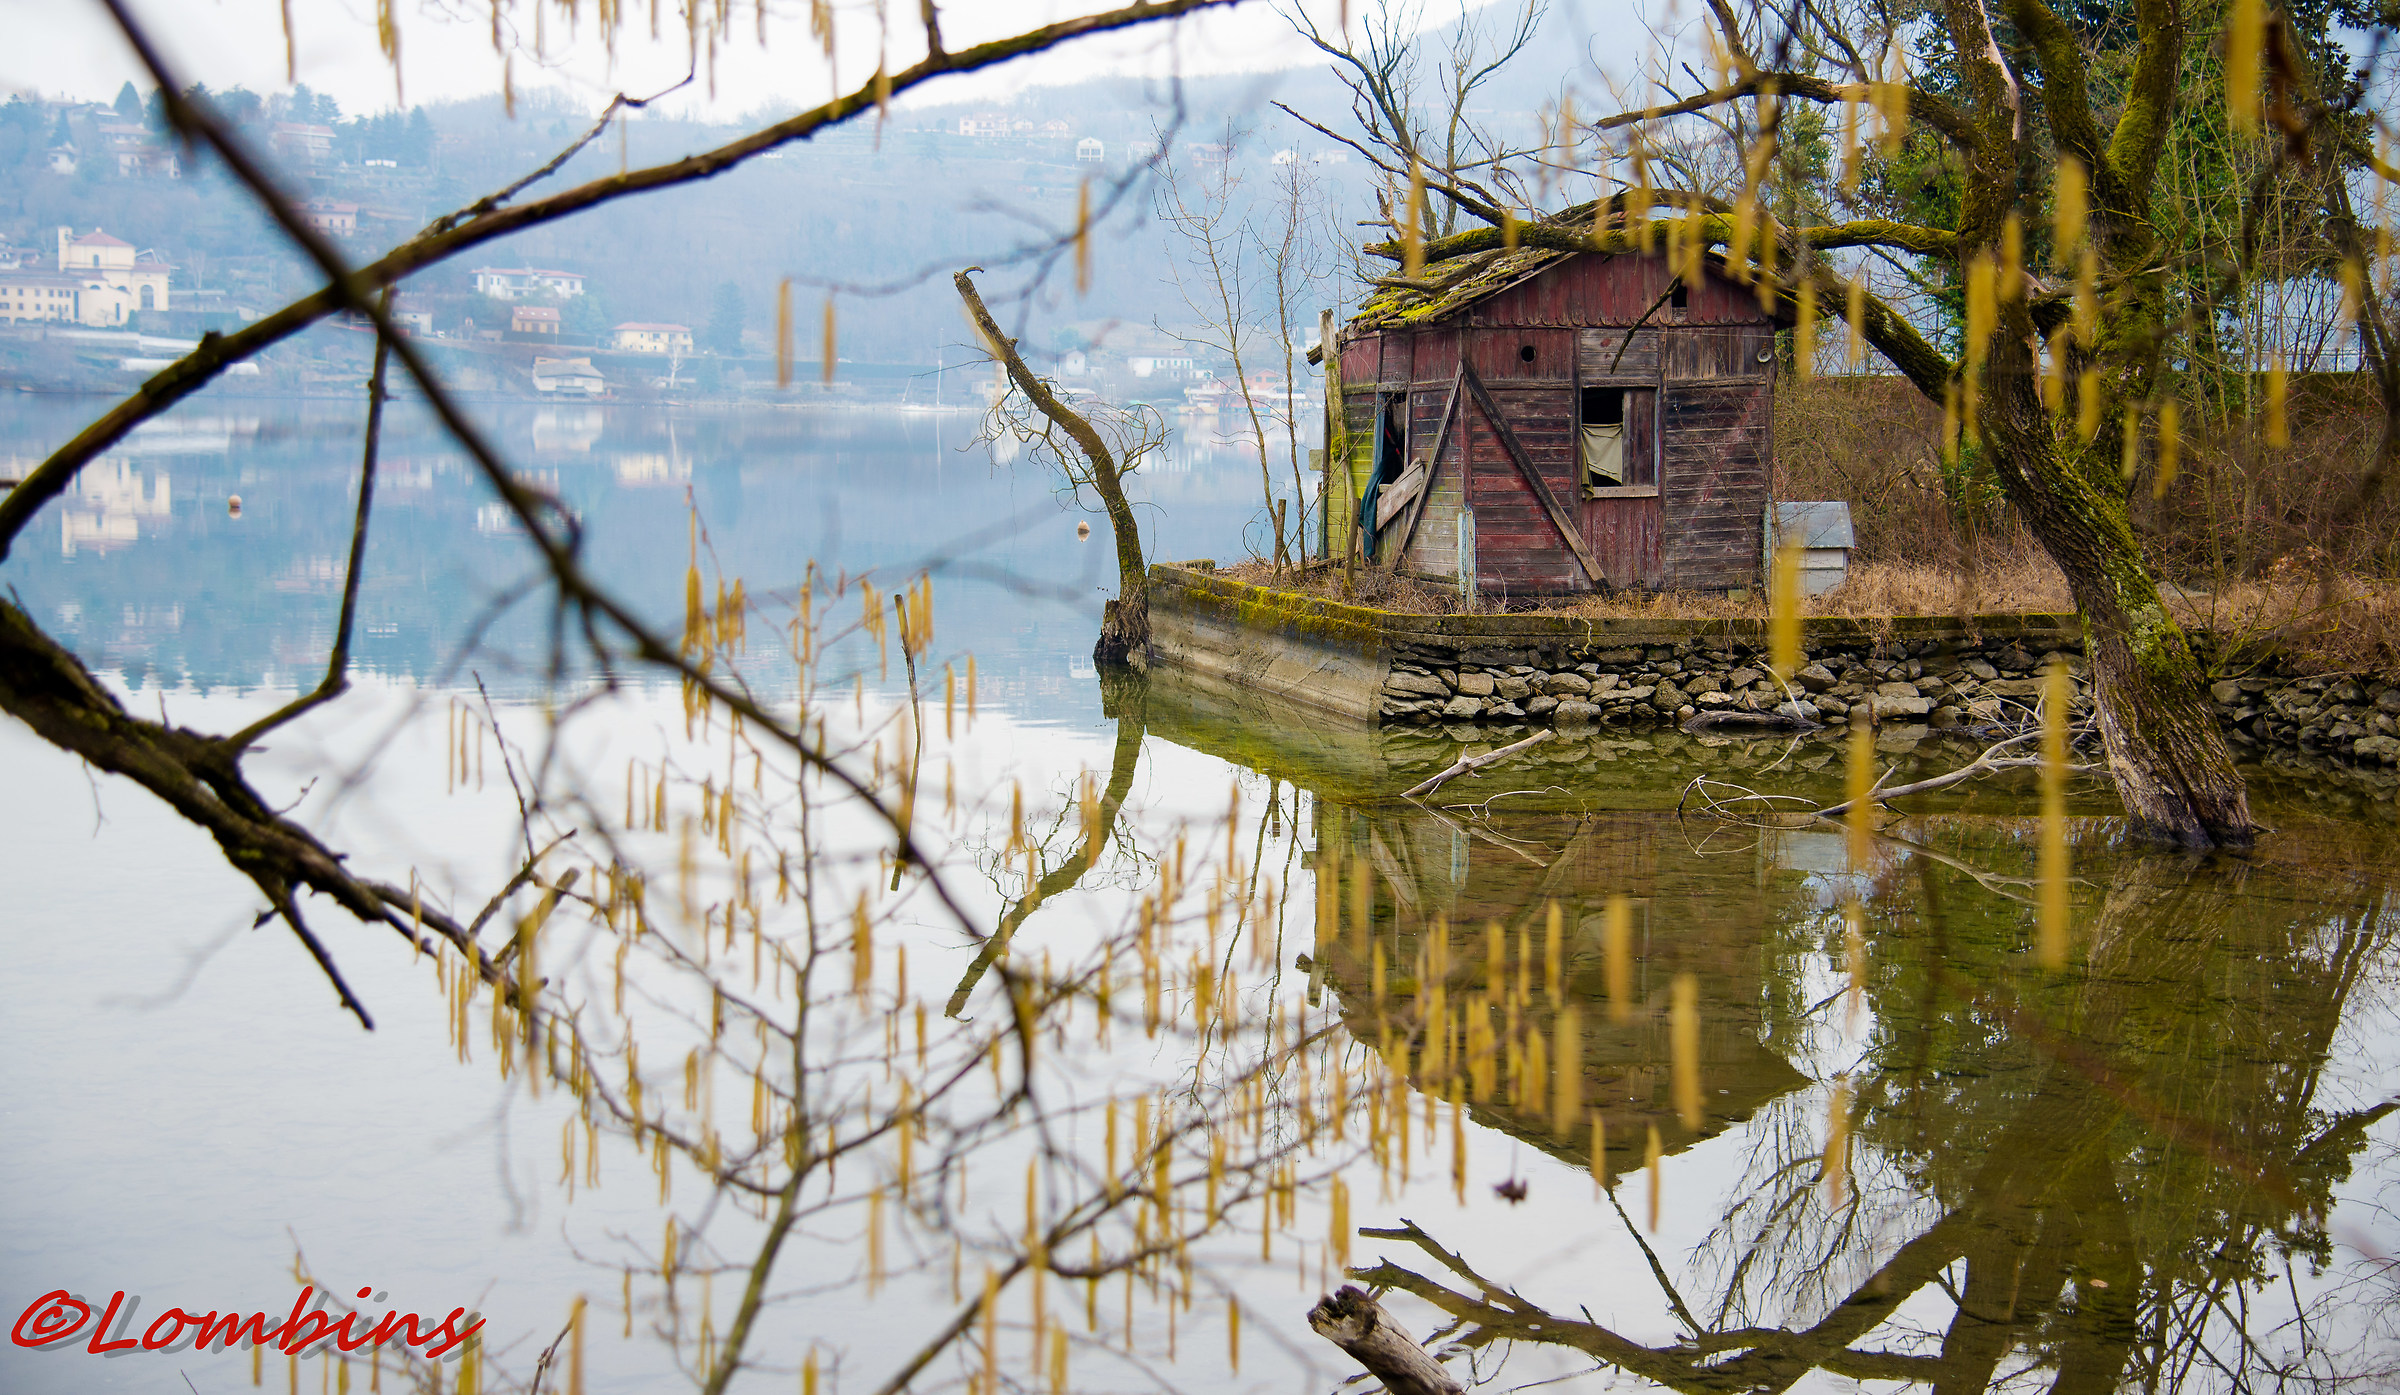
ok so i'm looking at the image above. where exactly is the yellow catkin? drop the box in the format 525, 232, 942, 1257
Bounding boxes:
2039, 662, 2072, 969
1074, 178, 1092, 296
1845, 719, 1875, 872
2000, 213, 2024, 301
2152, 401, 2180, 500
1228, 1296, 1241, 1371
1770, 543, 1801, 681
2267, 356, 2290, 447
1604, 895, 1632, 1021
1875, 36, 1909, 153
1794, 280, 1816, 378
2043, 328, 2069, 416
1670, 974, 1701, 1129
2228, 0, 2263, 131
1544, 900, 1562, 1006
1964, 254, 1996, 371
1645, 1124, 1664, 1230
852, 891, 872, 998
1402, 162, 1425, 279
1552, 1007, 1581, 1135
1590, 1112, 1607, 1193
775, 278, 792, 388
2054, 157, 2088, 258
1485, 921, 1506, 1004
2077, 368, 2104, 442
822, 296, 837, 385
803, 1349, 819, 1395
2075, 245, 2100, 342
1825, 1078, 1854, 1208
980, 1268, 1000, 1394
1329, 1175, 1351, 1267
1840, 94, 1861, 189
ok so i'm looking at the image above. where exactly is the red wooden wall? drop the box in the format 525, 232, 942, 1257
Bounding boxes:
1340, 249, 1778, 595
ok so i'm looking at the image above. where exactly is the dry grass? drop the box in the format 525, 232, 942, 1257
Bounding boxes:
2171, 564, 2400, 673
1210, 556, 2400, 671
1216, 556, 2072, 621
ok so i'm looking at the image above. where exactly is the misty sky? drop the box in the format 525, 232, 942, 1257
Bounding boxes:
13, 0, 1393, 119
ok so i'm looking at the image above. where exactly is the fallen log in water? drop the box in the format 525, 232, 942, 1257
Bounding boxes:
1681, 706, 1822, 734
1306, 1285, 1463, 1395
1398, 728, 1555, 799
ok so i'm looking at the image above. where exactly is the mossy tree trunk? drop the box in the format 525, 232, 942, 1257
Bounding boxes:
1985, 355, 2256, 846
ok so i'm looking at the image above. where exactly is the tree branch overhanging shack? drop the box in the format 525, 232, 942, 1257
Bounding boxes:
1318, 245, 1792, 597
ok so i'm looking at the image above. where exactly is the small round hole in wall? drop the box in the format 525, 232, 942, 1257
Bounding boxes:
1518, 343, 1537, 363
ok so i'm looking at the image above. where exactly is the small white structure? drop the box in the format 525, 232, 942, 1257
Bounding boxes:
958, 113, 1012, 138
303, 200, 358, 233
473, 267, 586, 299
611, 322, 694, 354
1076, 137, 1104, 163
531, 357, 605, 396
1768, 501, 1856, 595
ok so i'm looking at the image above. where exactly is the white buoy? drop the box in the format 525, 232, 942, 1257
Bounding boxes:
227, 495, 243, 518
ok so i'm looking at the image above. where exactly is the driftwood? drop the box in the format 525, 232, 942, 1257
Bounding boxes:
1306, 1285, 1464, 1395
1399, 728, 1555, 799
1681, 707, 1822, 734
1812, 728, 2102, 818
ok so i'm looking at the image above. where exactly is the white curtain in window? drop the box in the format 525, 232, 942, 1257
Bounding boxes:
1581, 423, 1624, 490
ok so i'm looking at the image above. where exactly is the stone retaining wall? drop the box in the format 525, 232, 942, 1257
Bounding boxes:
1145, 565, 2400, 768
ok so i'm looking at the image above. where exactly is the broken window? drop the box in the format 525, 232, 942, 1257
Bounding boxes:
1580, 387, 1626, 492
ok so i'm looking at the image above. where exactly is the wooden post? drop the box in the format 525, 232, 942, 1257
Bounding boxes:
1320, 309, 1343, 562
1306, 1286, 1463, 1395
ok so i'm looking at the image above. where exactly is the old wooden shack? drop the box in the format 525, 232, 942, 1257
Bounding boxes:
1322, 247, 1788, 596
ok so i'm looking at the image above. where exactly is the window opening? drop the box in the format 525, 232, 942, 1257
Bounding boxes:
1518, 343, 1537, 363
1669, 280, 1689, 310
1580, 387, 1626, 492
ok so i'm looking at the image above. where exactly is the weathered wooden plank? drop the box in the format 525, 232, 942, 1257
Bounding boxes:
1388, 370, 1467, 558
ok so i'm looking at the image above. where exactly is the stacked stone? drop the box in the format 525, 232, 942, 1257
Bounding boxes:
2214, 674, 2400, 765
1379, 633, 2400, 768
1379, 636, 2100, 731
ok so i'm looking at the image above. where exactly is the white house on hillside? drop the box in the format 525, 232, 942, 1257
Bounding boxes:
473, 267, 587, 299
611, 322, 694, 354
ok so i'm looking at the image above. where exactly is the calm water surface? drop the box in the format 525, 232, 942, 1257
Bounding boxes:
2, 394, 2397, 1394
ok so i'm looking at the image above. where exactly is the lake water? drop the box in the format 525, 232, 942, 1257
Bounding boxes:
3, 393, 2398, 1395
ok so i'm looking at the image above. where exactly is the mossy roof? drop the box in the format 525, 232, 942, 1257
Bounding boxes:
1348, 246, 1578, 332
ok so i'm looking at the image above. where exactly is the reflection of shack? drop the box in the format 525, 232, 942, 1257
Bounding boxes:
1308, 803, 1808, 1176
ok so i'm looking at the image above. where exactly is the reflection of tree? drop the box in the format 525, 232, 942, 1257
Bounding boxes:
946, 671, 1149, 1016
1330, 823, 2400, 1391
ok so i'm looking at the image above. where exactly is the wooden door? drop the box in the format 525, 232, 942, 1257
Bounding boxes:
1580, 386, 1663, 588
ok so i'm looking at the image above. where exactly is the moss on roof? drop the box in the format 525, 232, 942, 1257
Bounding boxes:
1349, 246, 1579, 331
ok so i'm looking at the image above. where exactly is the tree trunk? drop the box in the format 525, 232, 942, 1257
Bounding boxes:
1306, 1286, 1463, 1395
1985, 379, 2258, 849
953, 270, 1150, 667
